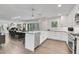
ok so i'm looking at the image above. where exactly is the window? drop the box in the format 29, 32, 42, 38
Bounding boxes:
51, 21, 58, 27
27, 23, 39, 31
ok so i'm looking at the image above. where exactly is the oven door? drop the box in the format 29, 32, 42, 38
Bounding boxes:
68, 35, 75, 53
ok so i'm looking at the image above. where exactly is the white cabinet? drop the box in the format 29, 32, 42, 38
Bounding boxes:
48, 32, 56, 39
40, 31, 48, 44
34, 33, 40, 48
25, 32, 40, 51
48, 31, 68, 41
25, 33, 34, 51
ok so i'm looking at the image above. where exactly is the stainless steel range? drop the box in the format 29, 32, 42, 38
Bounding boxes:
68, 33, 77, 54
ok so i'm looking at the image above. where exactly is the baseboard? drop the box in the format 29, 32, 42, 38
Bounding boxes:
35, 38, 48, 50
47, 38, 66, 42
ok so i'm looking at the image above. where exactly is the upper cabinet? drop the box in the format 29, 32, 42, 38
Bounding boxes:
75, 13, 79, 24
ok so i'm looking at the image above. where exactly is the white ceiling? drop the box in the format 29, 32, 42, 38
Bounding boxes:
0, 4, 75, 20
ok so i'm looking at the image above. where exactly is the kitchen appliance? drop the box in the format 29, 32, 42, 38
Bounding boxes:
68, 27, 74, 31
68, 33, 77, 54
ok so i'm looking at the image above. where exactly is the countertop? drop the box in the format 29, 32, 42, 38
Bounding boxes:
9, 30, 40, 34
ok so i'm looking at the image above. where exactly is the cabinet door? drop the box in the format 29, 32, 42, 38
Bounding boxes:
48, 32, 68, 41
34, 32, 40, 48
48, 32, 56, 39
25, 34, 34, 51
40, 31, 48, 44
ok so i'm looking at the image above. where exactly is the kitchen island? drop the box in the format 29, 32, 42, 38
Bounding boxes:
25, 30, 68, 51
25, 31, 40, 51
25, 31, 48, 51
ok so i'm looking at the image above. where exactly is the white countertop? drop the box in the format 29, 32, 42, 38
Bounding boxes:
25, 31, 40, 34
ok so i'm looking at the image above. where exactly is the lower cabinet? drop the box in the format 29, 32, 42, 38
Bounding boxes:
48, 32, 68, 41
40, 31, 48, 44
0, 33, 5, 44
34, 33, 40, 48
25, 32, 40, 51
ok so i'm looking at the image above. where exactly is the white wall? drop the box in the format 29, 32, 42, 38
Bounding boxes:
39, 18, 48, 31
67, 5, 79, 26
58, 16, 68, 27
39, 16, 68, 31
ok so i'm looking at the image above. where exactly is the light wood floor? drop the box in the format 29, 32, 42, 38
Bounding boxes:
35, 39, 71, 54
0, 34, 70, 54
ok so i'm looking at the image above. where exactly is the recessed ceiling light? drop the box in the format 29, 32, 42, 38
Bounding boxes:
58, 4, 62, 7
77, 11, 79, 13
